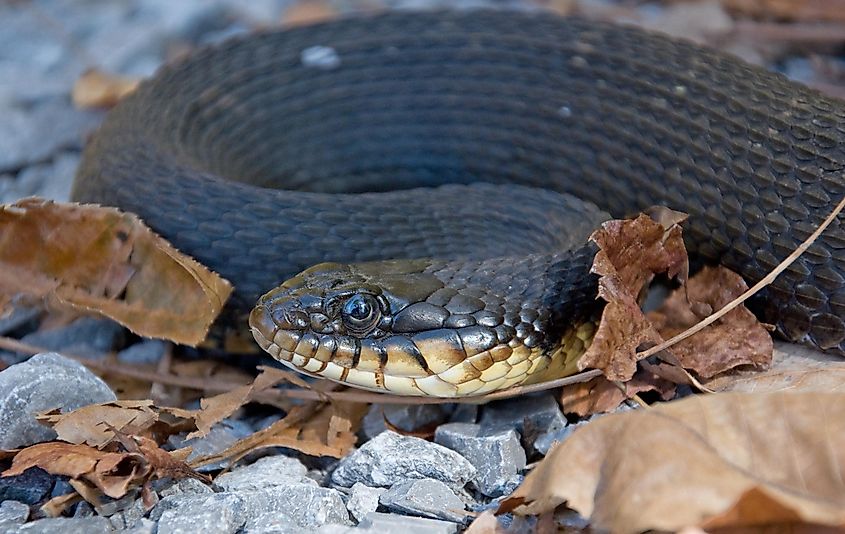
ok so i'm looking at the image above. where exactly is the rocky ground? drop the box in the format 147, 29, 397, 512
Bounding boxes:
0, 0, 843, 532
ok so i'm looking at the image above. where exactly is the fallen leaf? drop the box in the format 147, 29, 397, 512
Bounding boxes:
0, 199, 231, 345
560, 367, 675, 417
723, 0, 845, 23
4, 443, 148, 499
3, 439, 207, 502
72, 69, 140, 109
280, 1, 338, 27
578, 214, 689, 381
192, 399, 367, 468
500, 392, 845, 533
39, 367, 301, 446
648, 266, 773, 378
705, 341, 845, 393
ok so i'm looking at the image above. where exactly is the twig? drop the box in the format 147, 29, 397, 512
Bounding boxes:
0, 335, 602, 405
638, 194, 845, 360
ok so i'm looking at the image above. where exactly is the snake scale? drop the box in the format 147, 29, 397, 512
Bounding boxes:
72, 10, 845, 397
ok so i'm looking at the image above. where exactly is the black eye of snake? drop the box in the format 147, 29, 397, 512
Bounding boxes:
341, 294, 380, 333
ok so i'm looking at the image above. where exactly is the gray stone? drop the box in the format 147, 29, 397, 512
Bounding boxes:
214, 455, 312, 492
332, 431, 475, 491
534, 422, 579, 456
120, 518, 157, 534
479, 393, 567, 451
448, 404, 478, 424
0, 500, 29, 524
300, 46, 340, 70
8, 151, 80, 203
434, 423, 525, 497
241, 512, 298, 534
346, 483, 385, 523
0, 307, 39, 337
105, 491, 154, 530
362, 404, 452, 440
72, 501, 95, 518
18, 317, 124, 360
242, 484, 350, 530
0, 352, 117, 448
153, 492, 248, 534
314, 525, 357, 534
157, 476, 213, 498
380, 479, 465, 523
167, 419, 253, 471
0, 98, 100, 173
117, 339, 167, 365
17, 516, 112, 534
357, 512, 459, 534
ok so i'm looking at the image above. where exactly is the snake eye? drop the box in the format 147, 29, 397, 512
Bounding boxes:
341, 293, 381, 334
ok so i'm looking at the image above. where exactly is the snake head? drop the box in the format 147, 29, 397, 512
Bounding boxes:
249, 259, 555, 397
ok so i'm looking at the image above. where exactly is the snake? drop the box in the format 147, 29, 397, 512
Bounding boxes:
71, 10, 845, 397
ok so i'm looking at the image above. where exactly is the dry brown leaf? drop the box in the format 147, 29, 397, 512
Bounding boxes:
3, 443, 148, 498
578, 214, 689, 381
649, 266, 773, 378
0, 199, 231, 345
3, 438, 207, 502
560, 367, 675, 417
280, 1, 338, 27
192, 400, 367, 468
723, 0, 845, 23
40, 367, 300, 446
705, 341, 845, 393
39, 400, 166, 447
72, 69, 140, 109
500, 392, 845, 533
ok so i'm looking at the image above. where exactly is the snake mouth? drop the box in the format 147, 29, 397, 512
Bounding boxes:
250, 292, 596, 397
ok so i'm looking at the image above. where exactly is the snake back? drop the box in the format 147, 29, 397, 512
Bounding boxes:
72, 10, 845, 359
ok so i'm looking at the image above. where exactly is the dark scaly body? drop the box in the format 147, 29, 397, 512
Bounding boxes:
72, 11, 845, 394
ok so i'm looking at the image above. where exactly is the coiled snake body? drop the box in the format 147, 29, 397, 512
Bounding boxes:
72, 11, 845, 396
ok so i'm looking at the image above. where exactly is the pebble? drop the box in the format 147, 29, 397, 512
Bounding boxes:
0, 352, 116, 448
0, 500, 30, 525
157, 477, 214, 498
214, 455, 312, 492
241, 485, 350, 530
362, 404, 453, 440
357, 512, 459, 534
434, 423, 526, 497
380, 478, 466, 523
479, 393, 567, 453
14, 317, 125, 362
116, 339, 168, 365
345, 482, 386, 522
153, 492, 249, 534
331, 431, 476, 491
16, 516, 113, 534
167, 418, 254, 471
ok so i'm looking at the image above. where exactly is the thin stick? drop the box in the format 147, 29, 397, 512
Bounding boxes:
0, 335, 602, 405
638, 194, 845, 360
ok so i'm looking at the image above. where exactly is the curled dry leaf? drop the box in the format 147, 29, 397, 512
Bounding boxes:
2, 439, 206, 500
648, 266, 772, 378
578, 214, 688, 381
500, 392, 845, 533
0, 199, 231, 345
72, 69, 140, 109
559, 367, 675, 417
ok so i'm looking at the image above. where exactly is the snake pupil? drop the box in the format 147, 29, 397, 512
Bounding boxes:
341, 293, 380, 334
